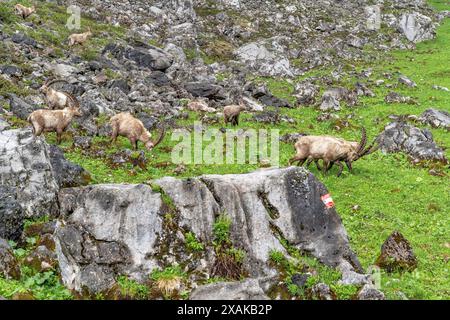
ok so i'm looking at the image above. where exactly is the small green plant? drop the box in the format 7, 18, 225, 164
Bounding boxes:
185, 232, 204, 252
213, 215, 232, 245
269, 250, 286, 265
116, 276, 149, 300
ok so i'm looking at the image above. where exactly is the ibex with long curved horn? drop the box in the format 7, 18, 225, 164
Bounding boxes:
110, 112, 165, 151
39, 79, 78, 110
288, 128, 379, 176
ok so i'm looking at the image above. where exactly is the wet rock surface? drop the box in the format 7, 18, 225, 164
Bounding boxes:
0, 186, 25, 241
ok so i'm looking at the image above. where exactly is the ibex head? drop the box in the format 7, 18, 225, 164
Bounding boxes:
350, 127, 380, 162
144, 125, 165, 151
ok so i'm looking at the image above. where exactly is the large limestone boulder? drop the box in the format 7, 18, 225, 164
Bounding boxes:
55, 167, 365, 295
0, 129, 59, 218
398, 12, 436, 43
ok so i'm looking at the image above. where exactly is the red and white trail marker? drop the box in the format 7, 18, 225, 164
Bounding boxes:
321, 194, 335, 208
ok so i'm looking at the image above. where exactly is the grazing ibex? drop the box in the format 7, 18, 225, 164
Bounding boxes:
68, 28, 93, 46
288, 128, 379, 176
28, 95, 82, 144
14, 4, 36, 19
39, 79, 78, 110
223, 100, 246, 126
187, 99, 216, 113
110, 112, 165, 151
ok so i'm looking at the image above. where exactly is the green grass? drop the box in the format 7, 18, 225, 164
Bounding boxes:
116, 276, 149, 300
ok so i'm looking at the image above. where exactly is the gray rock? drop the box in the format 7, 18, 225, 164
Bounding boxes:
55, 167, 364, 294
310, 283, 335, 300
384, 92, 416, 104
0, 129, 59, 218
184, 82, 225, 99
320, 93, 340, 111
377, 122, 447, 162
0, 65, 22, 77
357, 284, 385, 300
0, 239, 21, 280
8, 94, 39, 120
294, 82, 319, 106
0, 118, 10, 132
234, 40, 292, 77
48, 145, 91, 188
146, 71, 171, 86
108, 79, 130, 94
11, 32, 38, 47
55, 184, 162, 292
399, 75, 417, 87
103, 43, 174, 71
419, 109, 450, 129
73, 136, 93, 150
0, 186, 25, 241
190, 278, 270, 300
51, 64, 79, 78
398, 12, 436, 43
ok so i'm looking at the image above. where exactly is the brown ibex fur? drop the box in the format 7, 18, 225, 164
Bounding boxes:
187, 99, 216, 113
28, 95, 82, 144
40, 79, 78, 110
14, 4, 36, 19
68, 28, 92, 46
288, 128, 379, 176
223, 100, 246, 126
110, 112, 165, 151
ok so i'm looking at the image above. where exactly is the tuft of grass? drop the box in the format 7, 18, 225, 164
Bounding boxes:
116, 276, 149, 300
185, 232, 205, 252
150, 266, 185, 298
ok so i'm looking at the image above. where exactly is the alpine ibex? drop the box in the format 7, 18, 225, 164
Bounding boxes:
187, 99, 216, 113
68, 28, 93, 46
14, 4, 36, 19
39, 79, 78, 110
28, 95, 82, 144
110, 112, 165, 151
223, 100, 246, 126
288, 128, 379, 176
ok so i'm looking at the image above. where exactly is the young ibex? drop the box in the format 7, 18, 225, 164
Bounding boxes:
110, 112, 165, 151
68, 28, 93, 46
28, 95, 82, 144
14, 4, 36, 19
223, 100, 246, 126
39, 79, 78, 110
288, 128, 379, 176
187, 99, 216, 113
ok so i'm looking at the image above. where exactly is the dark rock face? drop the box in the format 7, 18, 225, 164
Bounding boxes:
11, 33, 38, 48
108, 79, 131, 94
48, 145, 91, 188
377, 122, 447, 162
419, 109, 450, 129
184, 81, 226, 99
146, 71, 171, 86
0, 65, 22, 77
376, 231, 418, 272
245, 83, 292, 108
55, 168, 366, 295
0, 239, 21, 280
103, 43, 173, 71
0, 186, 24, 242
8, 94, 39, 120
